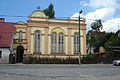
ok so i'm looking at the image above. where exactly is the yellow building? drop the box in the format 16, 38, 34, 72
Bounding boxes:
13, 10, 87, 63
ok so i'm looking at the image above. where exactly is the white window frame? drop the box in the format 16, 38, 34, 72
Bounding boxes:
34, 31, 40, 52
51, 32, 57, 53
18, 30, 23, 42
59, 33, 64, 53
74, 33, 79, 53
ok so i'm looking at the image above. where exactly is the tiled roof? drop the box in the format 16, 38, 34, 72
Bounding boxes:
0, 22, 15, 48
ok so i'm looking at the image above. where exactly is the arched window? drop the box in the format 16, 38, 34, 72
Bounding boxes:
59, 33, 64, 52
51, 32, 57, 52
18, 30, 23, 42
74, 33, 79, 53
34, 31, 40, 52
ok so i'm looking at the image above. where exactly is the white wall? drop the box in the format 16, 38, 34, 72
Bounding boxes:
0, 48, 10, 63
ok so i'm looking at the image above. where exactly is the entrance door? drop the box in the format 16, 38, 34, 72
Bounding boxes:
16, 46, 24, 63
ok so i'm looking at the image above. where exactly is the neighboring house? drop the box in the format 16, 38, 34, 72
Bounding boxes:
0, 22, 15, 63
105, 30, 120, 53
12, 10, 87, 63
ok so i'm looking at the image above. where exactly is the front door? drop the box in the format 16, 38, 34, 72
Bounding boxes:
16, 46, 24, 63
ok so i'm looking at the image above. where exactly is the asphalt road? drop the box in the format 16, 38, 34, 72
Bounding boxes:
0, 64, 120, 80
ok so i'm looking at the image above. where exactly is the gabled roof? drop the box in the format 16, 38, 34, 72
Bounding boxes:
0, 22, 15, 48
105, 30, 120, 50
106, 30, 120, 43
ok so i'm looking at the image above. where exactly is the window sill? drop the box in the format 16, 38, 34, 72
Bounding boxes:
51, 52, 66, 56
33, 52, 42, 54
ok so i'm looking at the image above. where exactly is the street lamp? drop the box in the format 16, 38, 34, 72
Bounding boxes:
78, 10, 82, 65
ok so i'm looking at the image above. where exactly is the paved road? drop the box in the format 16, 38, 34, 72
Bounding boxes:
0, 64, 120, 80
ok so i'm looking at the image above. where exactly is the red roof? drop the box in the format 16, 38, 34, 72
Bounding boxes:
0, 22, 15, 48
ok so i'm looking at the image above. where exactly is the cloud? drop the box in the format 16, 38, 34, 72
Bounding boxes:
85, 8, 115, 23
102, 18, 120, 32
70, 12, 84, 20
72, 0, 120, 32
71, 8, 115, 22
80, 1, 88, 6
70, 8, 118, 32
80, 0, 120, 8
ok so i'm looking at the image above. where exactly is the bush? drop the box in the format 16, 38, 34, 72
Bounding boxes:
23, 57, 79, 64
85, 54, 97, 58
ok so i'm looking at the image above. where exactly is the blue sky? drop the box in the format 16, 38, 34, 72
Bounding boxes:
0, 0, 120, 32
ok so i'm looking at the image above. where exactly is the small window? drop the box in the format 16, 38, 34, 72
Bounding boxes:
18, 30, 23, 42
0, 51, 2, 58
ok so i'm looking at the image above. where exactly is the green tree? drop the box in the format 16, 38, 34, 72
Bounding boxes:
91, 20, 103, 32
87, 20, 114, 53
87, 31, 106, 52
87, 20, 103, 53
43, 4, 55, 18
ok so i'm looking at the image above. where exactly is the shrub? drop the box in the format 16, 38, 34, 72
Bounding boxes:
85, 54, 97, 58
23, 57, 79, 64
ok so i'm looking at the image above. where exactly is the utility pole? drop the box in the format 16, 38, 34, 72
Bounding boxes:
78, 10, 82, 65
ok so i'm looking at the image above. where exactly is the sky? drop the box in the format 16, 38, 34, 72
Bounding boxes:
0, 0, 120, 32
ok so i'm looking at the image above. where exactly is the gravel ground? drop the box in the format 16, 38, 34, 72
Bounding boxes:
0, 64, 120, 80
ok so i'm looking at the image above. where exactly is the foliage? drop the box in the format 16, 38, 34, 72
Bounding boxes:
91, 20, 103, 32
23, 57, 78, 64
85, 54, 97, 58
87, 20, 114, 53
102, 51, 112, 58
105, 34, 120, 47
43, 4, 55, 18
87, 31, 108, 52
103, 31, 120, 58
103, 51, 120, 59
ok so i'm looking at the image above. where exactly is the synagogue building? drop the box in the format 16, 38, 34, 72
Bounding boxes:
12, 10, 87, 63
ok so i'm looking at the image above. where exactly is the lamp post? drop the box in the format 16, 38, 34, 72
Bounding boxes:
78, 10, 82, 65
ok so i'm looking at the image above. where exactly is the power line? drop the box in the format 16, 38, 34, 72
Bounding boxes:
0, 15, 27, 17
0, 14, 120, 25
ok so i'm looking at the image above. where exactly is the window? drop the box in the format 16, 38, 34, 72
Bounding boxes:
0, 51, 2, 58
18, 30, 23, 42
51, 32, 64, 53
74, 33, 79, 53
51, 32, 57, 52
59, 33, 64, 52
34, 31, 40, 52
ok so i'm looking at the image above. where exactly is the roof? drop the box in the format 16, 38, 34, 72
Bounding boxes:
107, 46, 120, 49
107, 46, 120, 52
29, 10, 46, 18
0, 22, 15, 48
107, 30, 120, 41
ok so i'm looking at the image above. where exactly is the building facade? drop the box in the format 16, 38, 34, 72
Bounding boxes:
0, 22, 15, 63
13, 10, 87, 63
